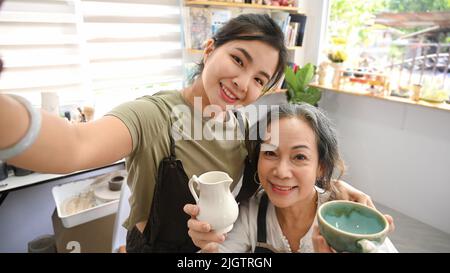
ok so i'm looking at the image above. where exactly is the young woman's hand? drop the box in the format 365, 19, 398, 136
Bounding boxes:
384, 214, 395, 233
183, 204, 225, 249
312, 225, 336, 253
332, 180, 396, 232
333, 180, 375, 208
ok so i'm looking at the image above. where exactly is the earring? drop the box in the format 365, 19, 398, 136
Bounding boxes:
254, 172, 260, 185
316, 177, 325, 188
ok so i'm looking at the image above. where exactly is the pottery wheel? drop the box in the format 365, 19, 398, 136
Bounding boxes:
93, 182, 121, 202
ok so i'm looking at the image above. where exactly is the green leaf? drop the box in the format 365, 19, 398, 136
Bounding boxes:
294, 93, 318, 105
284, 63, 322, 105
284, 66, 299, 92
307, 87, 322, 105
292, 87, 322, 105
297, 63, 315, 91
295, 69, 303, 90
286, 87, 295, 102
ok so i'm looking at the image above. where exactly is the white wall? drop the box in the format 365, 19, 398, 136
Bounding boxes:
320, 91, 450, 234
295, 0, 329, 66
300, 0, 450, 234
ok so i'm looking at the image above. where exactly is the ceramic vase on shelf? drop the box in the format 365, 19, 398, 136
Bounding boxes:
411, 84, 422, 101
318, 62, 328, 86
331, 62, 343, 89
41, 92, 60, 116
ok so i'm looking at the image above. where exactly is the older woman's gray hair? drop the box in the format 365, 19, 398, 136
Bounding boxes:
255, 103, 345, 192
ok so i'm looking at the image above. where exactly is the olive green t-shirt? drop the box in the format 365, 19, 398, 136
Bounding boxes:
107, 90, 248, 230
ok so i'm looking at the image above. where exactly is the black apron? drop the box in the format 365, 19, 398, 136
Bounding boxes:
254, 192, 278, 253
126, 111, 259, 253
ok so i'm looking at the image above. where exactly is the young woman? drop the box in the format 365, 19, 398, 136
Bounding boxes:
194, 103, 396, 253
0, 14, 373, 252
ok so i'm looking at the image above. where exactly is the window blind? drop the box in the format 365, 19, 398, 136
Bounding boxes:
0, 0, 85, 98
81, 0, 183, 92
0, 0, 183, 102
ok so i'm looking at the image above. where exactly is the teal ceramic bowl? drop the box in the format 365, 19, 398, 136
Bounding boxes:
317, 200, 389, 253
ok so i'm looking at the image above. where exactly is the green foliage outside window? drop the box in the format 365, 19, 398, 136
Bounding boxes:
387, 0, 449, 13
329, 0, 450, 47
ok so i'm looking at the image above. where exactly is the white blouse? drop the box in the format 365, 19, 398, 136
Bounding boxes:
218, 188, 398, 253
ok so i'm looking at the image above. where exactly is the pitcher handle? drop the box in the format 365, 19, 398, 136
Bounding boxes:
357, 239, 381, 253
188, 175, 200, 203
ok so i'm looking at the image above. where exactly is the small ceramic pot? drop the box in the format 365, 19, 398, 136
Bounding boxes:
28, 234, 57, 253
12, 165, 33, 176
108, 176, 124, 191
0, 161, 8, 182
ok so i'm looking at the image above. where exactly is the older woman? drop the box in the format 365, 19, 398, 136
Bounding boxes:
195, 103, 396, 253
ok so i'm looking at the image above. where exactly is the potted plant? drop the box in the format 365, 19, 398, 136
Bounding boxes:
327, 49, 347, 63
327, 49, 348, 88
284, 63, 322, 106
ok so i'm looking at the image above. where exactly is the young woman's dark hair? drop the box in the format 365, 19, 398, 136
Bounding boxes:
193, 13, 288, 93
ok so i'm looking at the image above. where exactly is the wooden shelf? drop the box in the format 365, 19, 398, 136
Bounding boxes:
185, 1, 302, 13
310, 83, 450, 112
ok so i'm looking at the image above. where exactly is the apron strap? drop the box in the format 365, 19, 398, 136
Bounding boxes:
254, 192, 277, 253
233, 110, 260, 203
168, 123, 176, 158
235, 156, 258, 203
257, 192, 269, 244
232, 110, 252, 158
233, 110, 247, 141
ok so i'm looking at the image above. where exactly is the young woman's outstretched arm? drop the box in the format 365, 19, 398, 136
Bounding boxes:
1, 94, 132, 173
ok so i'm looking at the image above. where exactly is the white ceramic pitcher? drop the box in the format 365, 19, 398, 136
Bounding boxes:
188, 171, 239, 234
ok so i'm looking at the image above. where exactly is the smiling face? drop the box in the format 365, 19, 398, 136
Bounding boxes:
258, 117, 322, 208
201, 39, 279, 110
